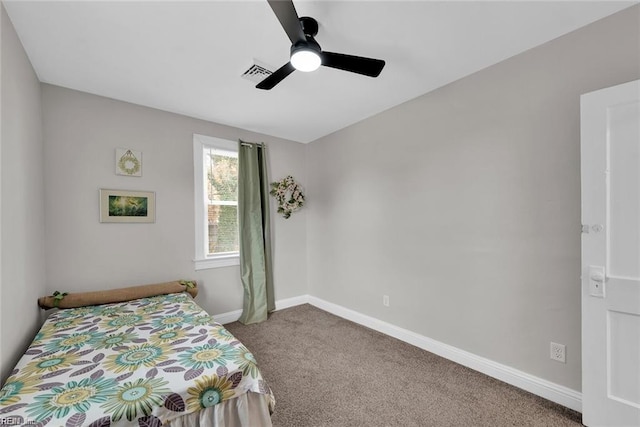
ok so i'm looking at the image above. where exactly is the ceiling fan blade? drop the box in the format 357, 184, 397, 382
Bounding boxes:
256, 62, 296, 90
321, 52, 385, 77
267, 0, 306, 45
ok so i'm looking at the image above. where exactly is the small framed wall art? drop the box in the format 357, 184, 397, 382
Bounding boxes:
99, 189, 155, 223
116, 148, 142, 177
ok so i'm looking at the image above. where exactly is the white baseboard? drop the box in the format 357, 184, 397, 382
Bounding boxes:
306, 296, 582, 413
213, 295, 310, 325
215, 294, 582, 413
213, 308, 243, 325
275, 294, 310, 311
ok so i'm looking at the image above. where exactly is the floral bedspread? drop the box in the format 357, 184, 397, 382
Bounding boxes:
0, 293, 274, 426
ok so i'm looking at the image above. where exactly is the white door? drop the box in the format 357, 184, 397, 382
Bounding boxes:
581, 79, 640, 427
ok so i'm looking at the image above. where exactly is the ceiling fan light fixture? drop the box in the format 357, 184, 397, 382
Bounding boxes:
290, 45, 321, 72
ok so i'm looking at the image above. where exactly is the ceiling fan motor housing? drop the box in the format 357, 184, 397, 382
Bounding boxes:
290, 37, 321, 57
290, 17, 322, 71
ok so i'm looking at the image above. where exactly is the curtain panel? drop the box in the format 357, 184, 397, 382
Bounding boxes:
237, 140, 274, 324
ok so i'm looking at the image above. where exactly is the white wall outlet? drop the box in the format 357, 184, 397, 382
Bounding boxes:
550, 342, 566, 363
383, 295, 390, 307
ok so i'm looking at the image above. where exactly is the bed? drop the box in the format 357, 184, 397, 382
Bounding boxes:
0, 283, 274, 426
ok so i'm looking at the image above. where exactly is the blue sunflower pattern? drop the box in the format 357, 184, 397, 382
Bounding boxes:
0, 293, 274, 425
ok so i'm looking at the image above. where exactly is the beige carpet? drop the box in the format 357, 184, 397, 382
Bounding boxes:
225, 304, 582, 427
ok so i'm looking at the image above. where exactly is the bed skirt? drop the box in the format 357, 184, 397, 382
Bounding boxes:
167, 392, 273, 427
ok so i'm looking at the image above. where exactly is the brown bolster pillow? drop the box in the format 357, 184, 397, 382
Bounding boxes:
38, 280, 198, 309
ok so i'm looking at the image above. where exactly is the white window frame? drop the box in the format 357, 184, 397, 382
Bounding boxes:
193, 134, 239, 270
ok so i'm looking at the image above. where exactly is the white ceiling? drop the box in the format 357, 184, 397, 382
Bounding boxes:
4, 1, 636, 143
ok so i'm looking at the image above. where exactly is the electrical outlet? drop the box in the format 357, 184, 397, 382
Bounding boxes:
383, 295, 390, 307
550, 342, 566, 363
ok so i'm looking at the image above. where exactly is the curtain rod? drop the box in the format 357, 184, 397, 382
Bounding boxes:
240, 142, 266, 148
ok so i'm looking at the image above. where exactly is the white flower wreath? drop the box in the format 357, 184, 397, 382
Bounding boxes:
117, 150, 141, 176
270, 175, 304, 219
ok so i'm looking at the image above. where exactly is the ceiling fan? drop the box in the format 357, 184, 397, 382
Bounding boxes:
256, 0, 386, 90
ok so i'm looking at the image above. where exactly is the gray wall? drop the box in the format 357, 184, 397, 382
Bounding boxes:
0, 4, 46, 383
306, 5, 640, 391
41, 85, 307, 317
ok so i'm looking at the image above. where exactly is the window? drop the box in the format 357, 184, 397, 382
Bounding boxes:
194, 134, 239, 270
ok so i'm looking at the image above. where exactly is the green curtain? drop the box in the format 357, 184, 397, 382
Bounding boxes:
237, 140, 275, 324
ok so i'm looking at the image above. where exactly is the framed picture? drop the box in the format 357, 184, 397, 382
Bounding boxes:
115, 148, 142, 177
99, 189, 155, 223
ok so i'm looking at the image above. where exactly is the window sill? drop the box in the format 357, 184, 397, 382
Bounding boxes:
194, 254, 239, 271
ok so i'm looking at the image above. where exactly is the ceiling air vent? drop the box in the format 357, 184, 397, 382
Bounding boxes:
241, 60, 274, 84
